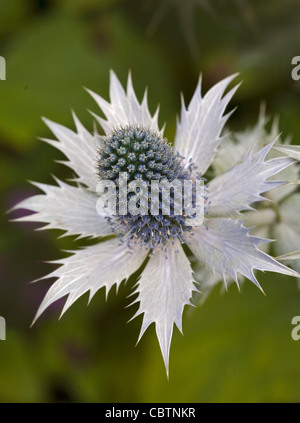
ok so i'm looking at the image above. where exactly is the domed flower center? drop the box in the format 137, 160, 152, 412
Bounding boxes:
97, 126, 204, 249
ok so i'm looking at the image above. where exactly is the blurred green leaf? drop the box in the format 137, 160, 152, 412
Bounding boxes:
138, 275, 300, 402
0, 0, 28, 37
0, 9, 176, 152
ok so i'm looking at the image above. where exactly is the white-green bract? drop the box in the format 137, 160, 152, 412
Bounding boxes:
15, 71, 299, 376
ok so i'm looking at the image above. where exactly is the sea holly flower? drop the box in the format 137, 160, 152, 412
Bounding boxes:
200, 108, 300, 294
14, 71, 299, 376
195, 108, 300, 300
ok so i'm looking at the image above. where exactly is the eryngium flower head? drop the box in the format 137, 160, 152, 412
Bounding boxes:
14, 71, 299, 376
194, 107, 300, 301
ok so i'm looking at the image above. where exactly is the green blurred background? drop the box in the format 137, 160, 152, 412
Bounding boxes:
1, 0, 300, 403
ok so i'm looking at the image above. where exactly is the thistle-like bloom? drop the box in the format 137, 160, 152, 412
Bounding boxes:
203, 109, 300, 292
195, 108, 300, 299
15, 71, 299, 375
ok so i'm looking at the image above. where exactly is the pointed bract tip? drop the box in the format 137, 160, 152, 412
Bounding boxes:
41, 116, 52, 127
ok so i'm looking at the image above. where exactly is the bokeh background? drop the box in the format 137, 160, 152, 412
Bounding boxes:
1, 0, 300, 403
